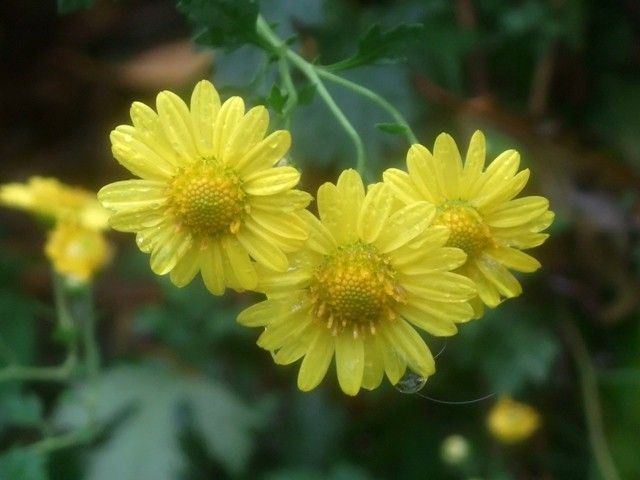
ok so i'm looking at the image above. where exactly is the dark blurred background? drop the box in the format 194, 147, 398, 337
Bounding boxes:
1, 1, 639, 479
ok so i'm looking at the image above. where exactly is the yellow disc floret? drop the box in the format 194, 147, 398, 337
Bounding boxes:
309, 241, 404, 338
169, 159, 246, 237
434, 202, 494, 258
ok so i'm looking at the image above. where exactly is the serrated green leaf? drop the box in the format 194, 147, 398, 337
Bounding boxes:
266, 85, 289, 114
0, 448, 49, 480
329, 23, 423, 71
53, 363, 260, 479
177, 0, 260, 51
375, 122, 409, 135
56, 0, 95, 14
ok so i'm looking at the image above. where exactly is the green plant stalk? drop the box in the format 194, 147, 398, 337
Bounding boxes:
256, 15, 367, 175
78, 283, 100, 378
277, 55, 298, 130
562, 318, 620, 480
316, 68, 418, 144
33, 425, 97, 454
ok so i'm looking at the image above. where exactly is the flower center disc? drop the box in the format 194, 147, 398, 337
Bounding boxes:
434, 203, 493, 258
170, 161, 246, 237
310, 242, 402, 337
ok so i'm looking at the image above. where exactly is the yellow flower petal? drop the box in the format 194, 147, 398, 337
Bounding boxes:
380, 320, 435, 378
392, 247, 467, 273
156, 90, 198, 162
471, 149, 520, 200
335, 333, 365, 396
249, 190, 312, 213
98, 180, 167, 211
317, 169, 364, 244
201, 240, 225, 295
169, 246, 200, 287
484, 196, 550, 228
475, 256, 523, 298
434, 132, 463, 199
211, 96, 245, 160
250, 210, 308, 242
190, 80, 221, 158
357, 183, 393, 244
485, 247, 541, 273
242, 166, 300, 196
376, 334, 405, 385
374, 201, 435, 253
474, 169, 530, 210
110, 126, 176, 180
381, 168, 423, 205
274, 340, 309, 365
298, 330, 334, 392
300, 210, 337, 255
361, 335, 384, 391
407, 143, 445, 203
149, 232, 192, 275
257, 312, 313, 350
257, 256, 312, 293
402, 272, 476, 302
236, 224, 288, 272
223, 106, 269, 164
221, 235, 258, 290
109, 208, 165, 232
129, 102, 181, 168
235, 130, 291, 176
400, 297, 474, 330
461, 130, 486, 193
396, 303, 459, 336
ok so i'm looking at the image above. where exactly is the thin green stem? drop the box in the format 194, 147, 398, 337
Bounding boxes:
256, 15, 367, 175
277, 55, 298, 130
0, 355, 76, 383
562, 318, 620, 480
316, 68, 418, 144
79, 284, 99, 378
33, 425, 97, 454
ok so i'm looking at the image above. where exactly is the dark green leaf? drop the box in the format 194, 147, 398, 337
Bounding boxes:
0, 448, 49, 480
177, 0, 261, 51
375, 122, 410, 136
0, 291, 39, 367
0, 388, 43, 429
266, 85, 288, 114
53, 363, 260, 479
328, 23, 423, 71
57, 0, 95, 14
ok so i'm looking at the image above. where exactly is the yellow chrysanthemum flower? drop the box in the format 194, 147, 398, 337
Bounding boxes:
487, 396, 541, 444
238, 169, 477, 396
383, 131, 553, 315
98, 80, 311, 294
45, 223, 110, 283
0, 176, 110, 230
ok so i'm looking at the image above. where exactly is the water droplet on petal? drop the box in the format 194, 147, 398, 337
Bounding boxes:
395, 369, 428, 394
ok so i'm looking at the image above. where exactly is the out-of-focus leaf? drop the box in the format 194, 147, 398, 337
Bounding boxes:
375, 123, 410, 136
0, 388, 43, 429
0, 448, 49, 480
56, 0, 95, 14
265, 463, 372, 480
53, 363, 260, 479
0, 291, 39, 367
177, 0, 260, 51
328, 24, 424, 71
455, 301, 559, 394
266, 85, 289, 114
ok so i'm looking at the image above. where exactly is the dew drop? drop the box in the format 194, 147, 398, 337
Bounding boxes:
394, 370, 427, 394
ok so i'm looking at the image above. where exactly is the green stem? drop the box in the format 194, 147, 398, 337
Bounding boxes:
0, 355, 76, 383
79, 284, 99, 378
277, 55, 298, 130
33, 426, 97, 454
316, 68, 418, 144
562, 318, 620, 480
256, 15, 367, 175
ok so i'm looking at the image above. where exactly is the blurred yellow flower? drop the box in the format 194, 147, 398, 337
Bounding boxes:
45, 223, 110, 283
384, 131, 553, 315
487, 396, 541, 444
0, 176, 109, 230
238, 170, 476, 396
98, 80, 310, 295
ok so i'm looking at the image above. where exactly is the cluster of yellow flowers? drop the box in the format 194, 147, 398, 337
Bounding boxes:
0, 177, 111, 283
93, 80, 552, 395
